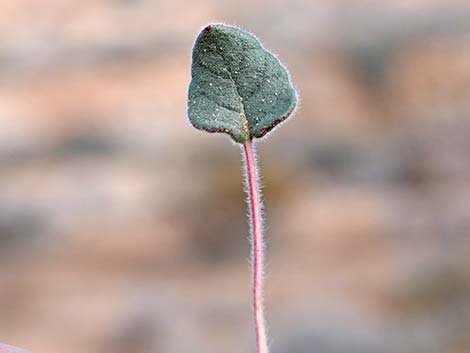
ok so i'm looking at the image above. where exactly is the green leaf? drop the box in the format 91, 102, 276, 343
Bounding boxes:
187, 24, 297, 143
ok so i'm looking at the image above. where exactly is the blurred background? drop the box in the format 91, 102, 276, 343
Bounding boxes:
1, 1, 470, 353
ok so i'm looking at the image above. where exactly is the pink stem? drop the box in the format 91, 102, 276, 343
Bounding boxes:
243, 140, 268, 353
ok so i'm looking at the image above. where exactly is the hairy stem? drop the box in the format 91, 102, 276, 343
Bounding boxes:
243, 140, 268, 353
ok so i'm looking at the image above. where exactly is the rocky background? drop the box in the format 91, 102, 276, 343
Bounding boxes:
1, 1, 469, 353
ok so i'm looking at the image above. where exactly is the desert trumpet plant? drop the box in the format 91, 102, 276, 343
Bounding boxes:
187, 24, 297, 353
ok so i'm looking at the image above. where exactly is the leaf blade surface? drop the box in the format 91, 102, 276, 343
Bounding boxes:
188, 24, 297, 143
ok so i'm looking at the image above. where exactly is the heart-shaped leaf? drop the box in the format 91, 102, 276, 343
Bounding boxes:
188, 24, 297, 143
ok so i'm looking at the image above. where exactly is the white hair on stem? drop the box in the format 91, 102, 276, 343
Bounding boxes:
242, 139, 270, 353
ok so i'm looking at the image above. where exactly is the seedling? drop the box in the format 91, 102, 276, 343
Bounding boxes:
188, 24, 297, 353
